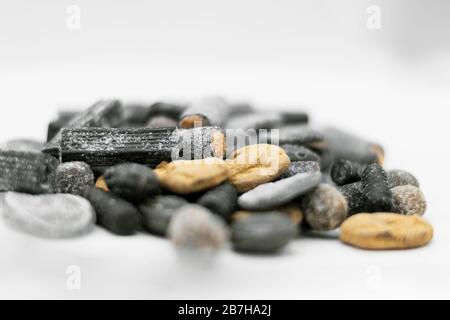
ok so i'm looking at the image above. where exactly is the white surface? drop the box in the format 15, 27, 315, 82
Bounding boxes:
1, 0, 449, 299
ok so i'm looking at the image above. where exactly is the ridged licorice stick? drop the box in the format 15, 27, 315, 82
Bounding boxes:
0, 150, 59, 194
43, 100, 123, 157
320, 127, 384, 170
179, 96, 229, 128
60, 126, 225, 168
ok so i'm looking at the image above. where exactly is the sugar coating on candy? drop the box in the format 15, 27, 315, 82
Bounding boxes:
338, 181, 365, 215
340, 213, 433, 250
231, 212, 297, 253
238, 171, 322, 210
362, 164, 393, 212
1, 192, 96, 238
391, 185, 426, 216
103, 163, 160, 203
139, 195, 188, 236
197, 183, 238, 220
281, 144, 320, 162
387, 169, 420, 189
302, 184, 348, 231
51, 161, 95, 197
226, 144, 290, 193
86, 188, 141, 235
179, 96, 229, 128
0, 139, 44, 153
168, 204, 228, 252
154, 158, 229, 194
146, 115, 178, 128
277, 161, 320, 180
330, 159, 366, 186
0, 150, 59, 194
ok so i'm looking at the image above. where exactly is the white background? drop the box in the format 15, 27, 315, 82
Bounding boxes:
0, 0, 449, 299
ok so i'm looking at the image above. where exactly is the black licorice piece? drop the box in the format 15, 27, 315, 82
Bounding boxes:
280, 111, 309, 125
103, 163, 160, 203
277, 161, 320, 180
47, 111, 81, 142
330, 159, 366, 186
361, 163, 393, 212
60, 126, 225, 168
281, 144, 320, 162
86, 188, 140, 235
0, 150, 59, 194
225, 112, 282, 130
320, 127, 383, 170
43, 100, 123, 157
228, 103, 254, 117
119, 103, 152, 127
139, 195, 188, 236
148, 102, 186, 120
179, 96, 229, 128
338, 182, 365, 215
197, 183, 238, 220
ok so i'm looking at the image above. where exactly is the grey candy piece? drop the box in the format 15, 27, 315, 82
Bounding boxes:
276, 161, 321, 180
179, 96, 229, 128
387, 169, 420, 188
145, 115, 178, 128
259, 125, 324, 146
231, 213, 297, 253
139, 195, 188, 236
391, 185, 426, 216
0, 139, 44, 153
1, 192, 96, 238
303, 184, 348, 231
238, 171, 322, 210
197, 183, 238, 220
225, 112, 282, 130
281, 144, 320, 162
320, 127, 383, 170
51, 162, 94, 197
167, 204, 229, 252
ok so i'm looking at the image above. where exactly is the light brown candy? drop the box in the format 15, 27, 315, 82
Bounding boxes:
340, 213, 433, 250
154, 158, 228, 194
226, 144, 290, 193
95, 176, 109, 192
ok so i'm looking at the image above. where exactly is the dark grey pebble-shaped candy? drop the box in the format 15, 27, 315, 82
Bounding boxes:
197, 183, 238, 220
280, 111, 309, 125
225, 112, 282, 130
281, 144, 320, 162
231, 213, 297, 253
148, 101, 186, 120
51, 162, 94, 197
338, 181, 365, 215
168, 204, 228, 251
145, 115, 178, 128
391, 185, 426, 216
387, 169, 420, 188
238, 171, 322, 210
1, 192, 95, 238
302, 184, 348, 231
139, 195, 187, 236
86, 188, 140, 235
228, 103, 254, 117
362, 164, 393, 212
277, 161, 320, 180
119, 103, 152, 127
103, 163, 160, 203
330, 159, 366, 186
0, 139, 44, 153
